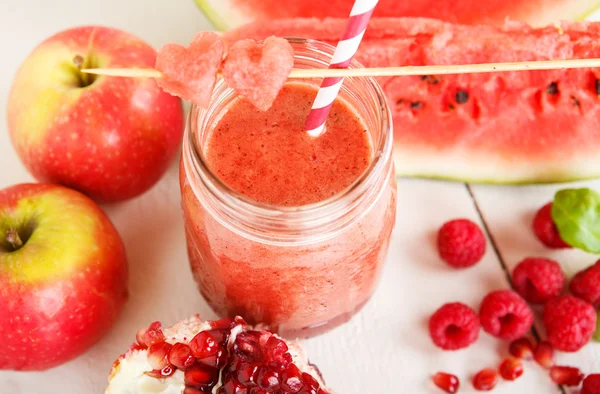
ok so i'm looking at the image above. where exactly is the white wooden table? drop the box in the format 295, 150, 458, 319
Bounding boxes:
1, 1, 600, 393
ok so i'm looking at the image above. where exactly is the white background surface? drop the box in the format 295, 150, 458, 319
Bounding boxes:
1, 1, 600, 393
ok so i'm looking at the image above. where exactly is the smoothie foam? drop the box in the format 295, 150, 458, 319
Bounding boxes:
205, 82, 373, 206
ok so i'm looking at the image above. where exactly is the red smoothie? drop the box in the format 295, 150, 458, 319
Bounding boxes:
181, 80, 396, 336
206, 83, 372, 206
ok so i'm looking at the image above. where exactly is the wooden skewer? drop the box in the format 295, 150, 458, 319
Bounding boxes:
82, 58, 600, 79
81, 68, 163, 78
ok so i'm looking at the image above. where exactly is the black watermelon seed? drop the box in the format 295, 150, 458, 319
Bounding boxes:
455, 90, 469, 104
596, 79, 600, 95
410, 101, 423, 109
571, 96, 581, 107
547, 82, 559, 95
421, 75, 440, 85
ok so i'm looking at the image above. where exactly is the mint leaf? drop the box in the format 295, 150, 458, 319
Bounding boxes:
552, 188, 600, 253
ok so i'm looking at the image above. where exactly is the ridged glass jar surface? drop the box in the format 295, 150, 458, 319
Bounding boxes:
180, 39, 396, 337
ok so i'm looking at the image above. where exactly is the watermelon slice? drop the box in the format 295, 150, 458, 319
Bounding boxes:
223, 37, 295, 111
196, 0, 599, 31
225, 18, 600, 183
156, 32, 224, 108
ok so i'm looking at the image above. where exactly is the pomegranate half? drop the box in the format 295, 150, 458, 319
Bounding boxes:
105, 315, 331, 394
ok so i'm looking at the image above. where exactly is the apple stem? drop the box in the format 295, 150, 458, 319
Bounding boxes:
73, 54, 93, 87
5, 228, 23, 251
73, 55, 85, 69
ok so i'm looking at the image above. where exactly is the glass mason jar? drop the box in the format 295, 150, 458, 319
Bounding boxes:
180, 38, 396, 338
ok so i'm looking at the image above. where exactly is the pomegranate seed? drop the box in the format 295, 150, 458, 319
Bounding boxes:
147, 342, 173, 370
198, 348, 228, 369
258, 332, 273, 346
509, 338, 534, 360
210, 318, 234, 330
299, 387, 320, 394
302, 372, 320, 391
281, 364, 304, 392
499, 358, 524, 381
237, 363, 259, 386
145, 366, 175, 378
136, 321, 165, 348
534, 341, 554, 369
256, 369, 280, 390
472, 368, 498, 391
189, 330, 228, 369
211, 329, 229, 343
184, 364, 219, 390
219, 375, 247, 393
249, 388, 268, 394
264, 336, 290, 367
234, 335, 264, 363
160, 365, 175, 377
183, 388, 203, 394
169, 343, 195, 369
549, 365, 584, 386
189, 331, 220, 358
432, 372, 460, 393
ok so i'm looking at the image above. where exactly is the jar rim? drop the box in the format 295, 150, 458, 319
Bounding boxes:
183, 38, 393, 244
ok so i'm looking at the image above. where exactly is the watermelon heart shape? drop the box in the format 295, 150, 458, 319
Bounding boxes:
156, 32, 224, 108
222, 37, 294, 111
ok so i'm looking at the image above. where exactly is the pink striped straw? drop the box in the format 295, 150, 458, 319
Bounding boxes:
305, 0, 379, 137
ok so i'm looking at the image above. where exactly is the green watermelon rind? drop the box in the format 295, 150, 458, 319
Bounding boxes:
195, 0, 600, 31
393, 146, 600, 184
580, 4, 600, 21
194, 0, 235, 31
398, 173, 600, 185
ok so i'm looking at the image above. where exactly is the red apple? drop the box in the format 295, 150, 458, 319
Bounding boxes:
0, 183, 128, 370
6, 26, 184, 202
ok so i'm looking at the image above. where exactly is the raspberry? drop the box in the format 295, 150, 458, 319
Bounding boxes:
429, 303, 480, 350
583, 374, 600, 394
532, 203, 571, 248
543, 295, 597, 352
570, 260, 600, 308
437, 219, 486, 268
511, 257, 565, 304
479, 290, 533, 341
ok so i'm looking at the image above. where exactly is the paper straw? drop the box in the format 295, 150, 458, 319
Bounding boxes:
304, 0, 379, 137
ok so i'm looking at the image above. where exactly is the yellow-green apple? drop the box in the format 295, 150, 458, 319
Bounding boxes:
6, 26, 184, 203
0, 183, 128, 370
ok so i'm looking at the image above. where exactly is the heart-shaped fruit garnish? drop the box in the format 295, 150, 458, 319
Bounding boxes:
222, 37, 294, 111
156, 32, 224, 108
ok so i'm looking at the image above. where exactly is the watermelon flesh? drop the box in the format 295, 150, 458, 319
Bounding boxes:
156, 32, 224, 108
196, 0, 599, 30
223, 37, 295, 111
225, 18, 600, 183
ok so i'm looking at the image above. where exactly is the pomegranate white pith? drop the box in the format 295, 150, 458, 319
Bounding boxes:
105, 315, 330, 394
